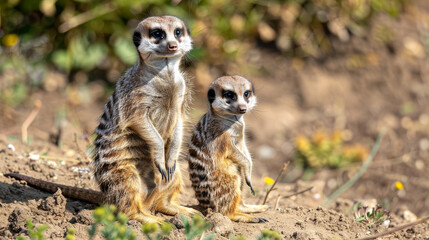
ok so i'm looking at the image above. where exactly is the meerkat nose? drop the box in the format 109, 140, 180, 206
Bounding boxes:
239, 108, 247, 114
167, 41, 178, 52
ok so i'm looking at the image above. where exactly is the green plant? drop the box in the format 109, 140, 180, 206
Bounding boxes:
294, 130, 369, 169
16, 220, 48, 240
88, 205, 136, 240
65, 228, 76, 240
353, 202, 391, 228
141, 222, 175, 240
182, 214, 215, 240
257, 229, 281, 240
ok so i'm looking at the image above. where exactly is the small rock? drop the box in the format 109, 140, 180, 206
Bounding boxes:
76, 209, 94, 225
402, 210, 417, 222
205, 212, 233, 237
415, 160, 425, 171
7, 144, 15, 152
29, 154, 40, 161
31, 163, 42, 173
169, 214, 185, 229
9, 205, 32, 233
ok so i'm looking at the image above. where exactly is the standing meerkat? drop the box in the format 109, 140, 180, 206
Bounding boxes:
6, 15, 198, 224
92, 15, 199, 223
188, 75, 270, 223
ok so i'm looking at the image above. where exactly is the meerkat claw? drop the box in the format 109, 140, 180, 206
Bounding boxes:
156, 163, 167, 181
167, 161, 176, 181
246, 179, 255, 195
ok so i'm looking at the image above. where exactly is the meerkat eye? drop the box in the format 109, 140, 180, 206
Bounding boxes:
149, 29, 165, 39
244, 90, 251, 98
175, 28, 183, 38
222, 90, 237, 101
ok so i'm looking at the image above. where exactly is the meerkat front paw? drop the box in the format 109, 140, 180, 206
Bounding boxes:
245, 178, 255, 195
166, 161, 176, 181
155, 163, 167, 181
252, 217, 269, 223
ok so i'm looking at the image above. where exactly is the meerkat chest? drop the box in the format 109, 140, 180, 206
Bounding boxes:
147, 75, 185, 108
143, 75, 185, 135
229, 126, 245, 148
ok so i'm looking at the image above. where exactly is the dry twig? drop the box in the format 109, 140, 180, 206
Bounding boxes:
263, 161, 290, 204
39, 155, 82, 163
21, 100, 42, 144
274, 186, 313, 210
73, 133, 91, 163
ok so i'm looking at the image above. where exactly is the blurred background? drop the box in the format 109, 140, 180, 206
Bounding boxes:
1, 0, 428, 218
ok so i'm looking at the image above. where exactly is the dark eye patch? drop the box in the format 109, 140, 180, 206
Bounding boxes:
244, 90, 251, 98
222, 90, 237, 101
175, 28, 183, 38
208, 89, 215, 104
149, 29, 166, 39
133, 31, 141, 48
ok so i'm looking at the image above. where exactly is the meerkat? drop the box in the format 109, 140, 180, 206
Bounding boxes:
188, 75, 270, 223
6, 15, 199, 223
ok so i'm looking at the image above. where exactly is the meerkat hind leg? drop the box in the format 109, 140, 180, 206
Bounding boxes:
101, 164, 165, 224
147, 174, 200, 217
226, 212, 268, 223
238, 203, 271, 213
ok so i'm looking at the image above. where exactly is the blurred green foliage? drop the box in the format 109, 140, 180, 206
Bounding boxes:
89, 205, 137, 240
0, 0, 409, 107
16, 220, 49, 240
294, 130, 369, 169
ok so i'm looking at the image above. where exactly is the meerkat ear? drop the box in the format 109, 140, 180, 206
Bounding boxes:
208, 89, 215, 104
133, 31, 141, 48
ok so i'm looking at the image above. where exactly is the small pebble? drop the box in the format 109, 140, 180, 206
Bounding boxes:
7, 144, 15, 152
314, 193, 321, 200
29, 154, 40, 161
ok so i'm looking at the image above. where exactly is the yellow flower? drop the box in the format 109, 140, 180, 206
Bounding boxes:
331, 130, 343, 144
312, 131, 328, 146
264, 177, 274, 185
295, 136, 310, 152
2, 34, 19, 47
395, 181, 404, 190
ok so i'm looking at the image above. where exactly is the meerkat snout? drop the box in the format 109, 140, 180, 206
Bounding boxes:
167, 41, 178, 50
208, 75, 256, 116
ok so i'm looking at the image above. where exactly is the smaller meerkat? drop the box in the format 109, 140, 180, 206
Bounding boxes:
188, 75, 270, 223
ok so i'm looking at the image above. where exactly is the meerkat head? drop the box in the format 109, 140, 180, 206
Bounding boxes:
207, 75, 257, 116
132, 15, 192, 60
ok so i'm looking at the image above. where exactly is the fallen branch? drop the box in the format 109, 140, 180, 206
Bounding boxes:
58, 3, 116, 33
274, 187, 313, 210
284, 186, 314, 199
360, 216, 429, 240
263, 161, 290, 205
323, 132, 384, 206
21, 100, 42, 144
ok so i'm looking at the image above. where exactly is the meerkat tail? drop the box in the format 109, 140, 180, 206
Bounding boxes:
4, 173, 104, 204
